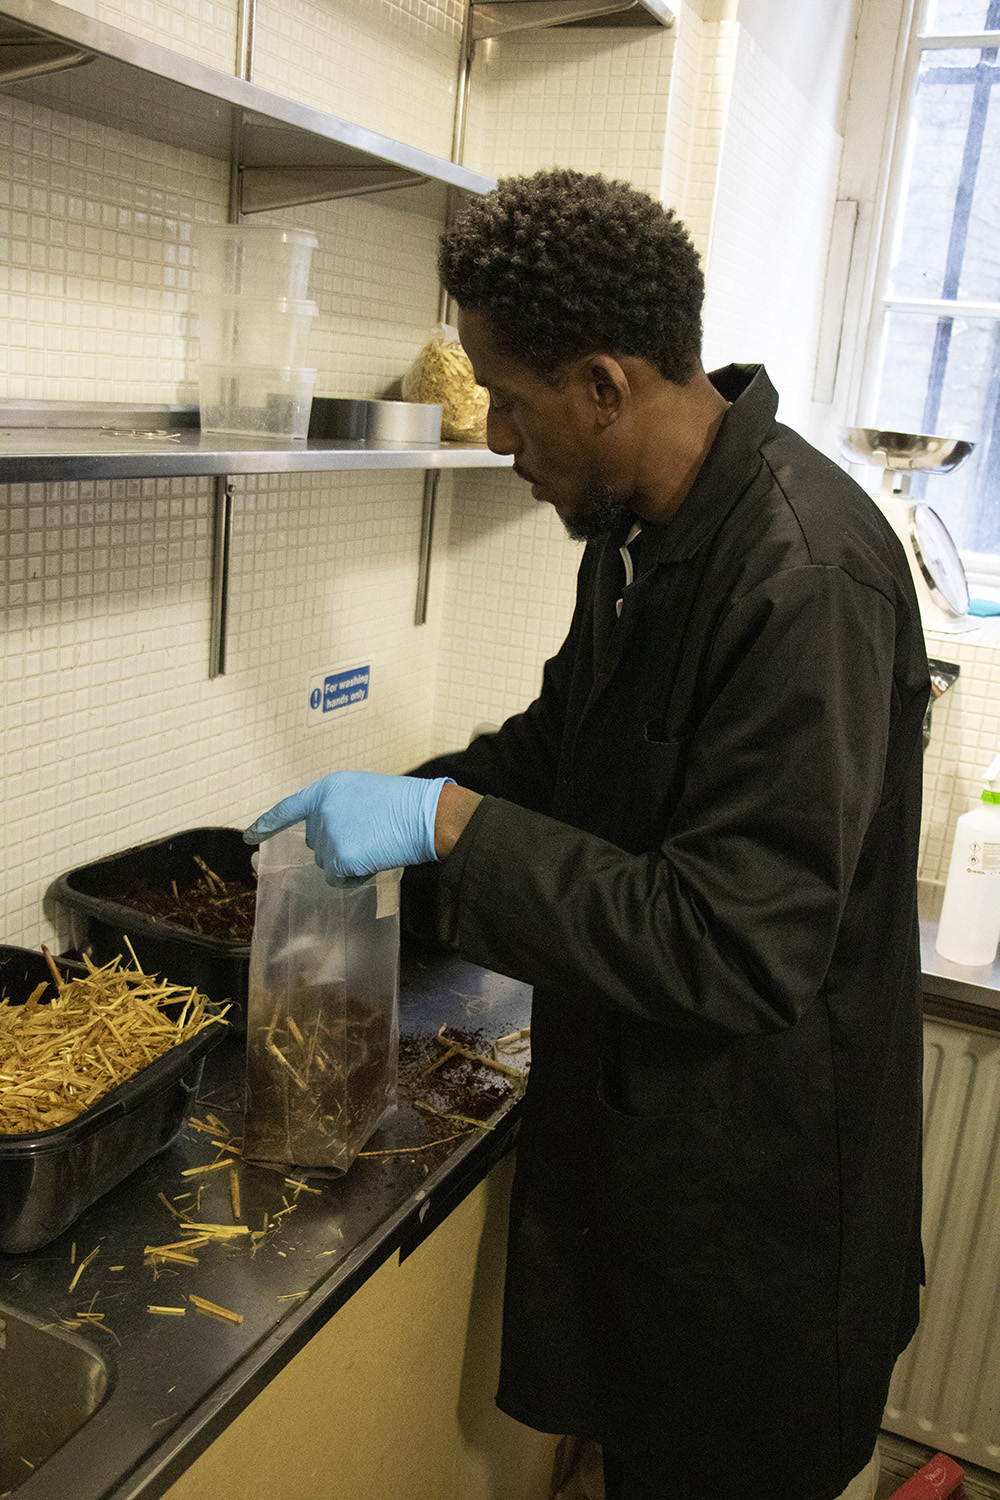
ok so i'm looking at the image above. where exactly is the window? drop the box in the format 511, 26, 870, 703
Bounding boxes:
859, 0, 1000, 563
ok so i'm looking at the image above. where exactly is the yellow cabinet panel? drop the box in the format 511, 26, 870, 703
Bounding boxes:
162, 1155, 558, 1500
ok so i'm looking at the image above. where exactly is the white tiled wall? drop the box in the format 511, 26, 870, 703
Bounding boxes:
0, 95, 225, 403
463, 23, 676, 196
920, 625, 1000, 884
430, 468, 580, 755
660, 10, 735, 254
252, 0, 464, 158
301, 191, 445, 399
58, 0, 238, 70
2, 465, 443, 952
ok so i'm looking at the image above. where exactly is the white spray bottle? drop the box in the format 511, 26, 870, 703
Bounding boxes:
936, 751, 1000, 967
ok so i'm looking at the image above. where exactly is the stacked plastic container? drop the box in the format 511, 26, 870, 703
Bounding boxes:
192, 223, 320, 439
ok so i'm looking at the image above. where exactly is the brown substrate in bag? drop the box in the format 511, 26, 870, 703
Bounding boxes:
244, 988, 396, 1170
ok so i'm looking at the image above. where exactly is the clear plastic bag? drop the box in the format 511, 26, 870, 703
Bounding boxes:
243, 827, 400, 1173
401, 322, 489, 442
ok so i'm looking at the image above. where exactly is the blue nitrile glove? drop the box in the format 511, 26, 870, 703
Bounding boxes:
243, 770, 455, 881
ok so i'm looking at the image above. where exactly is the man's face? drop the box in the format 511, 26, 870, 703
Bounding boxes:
457, 308, 634, 542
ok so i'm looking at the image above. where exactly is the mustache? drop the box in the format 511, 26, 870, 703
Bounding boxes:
513, 466, 537, 484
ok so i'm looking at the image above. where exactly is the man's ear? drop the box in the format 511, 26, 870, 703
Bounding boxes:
581, 355, 630, 427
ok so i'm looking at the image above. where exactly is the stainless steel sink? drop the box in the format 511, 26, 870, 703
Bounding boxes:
0, 1303, 111, 1493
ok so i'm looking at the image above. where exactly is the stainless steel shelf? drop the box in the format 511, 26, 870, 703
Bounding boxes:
0, 1, 502, 671
470, 0, 674, 42
0, 427, 512, 484
0, 0, 496, 213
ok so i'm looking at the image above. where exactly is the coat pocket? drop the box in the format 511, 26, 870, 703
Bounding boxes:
642, 718, 692, 746
591, 1084, 727, 1284
611, 726, 692, 841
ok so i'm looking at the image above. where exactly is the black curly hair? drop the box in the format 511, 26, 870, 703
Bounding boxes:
438, 168, 704, 384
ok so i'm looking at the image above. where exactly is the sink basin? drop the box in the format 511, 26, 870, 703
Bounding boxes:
0, 1303, 111, 1493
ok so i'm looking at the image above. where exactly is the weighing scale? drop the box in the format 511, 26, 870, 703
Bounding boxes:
837, 427, 976, 633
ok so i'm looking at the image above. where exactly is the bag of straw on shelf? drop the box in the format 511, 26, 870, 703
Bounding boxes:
401, 322, 489, 442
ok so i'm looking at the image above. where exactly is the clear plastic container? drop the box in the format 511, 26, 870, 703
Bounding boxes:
192, 224, 319, 299
194, 295, 318, 367
198, 364, 317, 438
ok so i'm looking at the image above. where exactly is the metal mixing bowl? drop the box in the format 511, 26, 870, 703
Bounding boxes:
836, 427, 975, 472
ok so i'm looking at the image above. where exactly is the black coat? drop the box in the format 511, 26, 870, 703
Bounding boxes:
410, 365, 929, 1500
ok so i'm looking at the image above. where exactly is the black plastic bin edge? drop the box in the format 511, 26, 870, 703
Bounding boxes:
0, 944, 229, 1254
46, 827, 254, 1033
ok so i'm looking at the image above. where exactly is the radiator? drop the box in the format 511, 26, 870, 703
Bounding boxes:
882, 1015, 1000, 1472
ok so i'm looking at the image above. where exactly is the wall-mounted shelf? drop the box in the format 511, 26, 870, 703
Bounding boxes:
0, 428, 512, 484
0, 403, 512, 673
0, 1, 503, 670
470, 0, 674, 41
0, 0, 496, 213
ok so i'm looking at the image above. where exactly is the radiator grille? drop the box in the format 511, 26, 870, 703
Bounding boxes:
882, 1016, 1000, 1471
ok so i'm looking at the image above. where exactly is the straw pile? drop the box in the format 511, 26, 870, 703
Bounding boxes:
0, 949, 226, 1135
401, 328, 489, 441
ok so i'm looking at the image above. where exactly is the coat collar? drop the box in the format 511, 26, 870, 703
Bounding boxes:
609, 363, 779, 572
588, 364, 779, 680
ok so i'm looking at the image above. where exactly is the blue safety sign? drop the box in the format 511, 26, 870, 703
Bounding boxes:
322, 666, 371, 712
306, 662, 372, 726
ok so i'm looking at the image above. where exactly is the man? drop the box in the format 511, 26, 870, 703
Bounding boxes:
246, 169, 929, 1500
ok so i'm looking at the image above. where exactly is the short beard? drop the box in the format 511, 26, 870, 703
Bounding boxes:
563, 482, 634, 543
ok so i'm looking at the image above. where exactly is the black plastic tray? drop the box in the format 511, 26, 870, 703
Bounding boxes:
46, 827, 254, 1031
0, 944, 227, 1253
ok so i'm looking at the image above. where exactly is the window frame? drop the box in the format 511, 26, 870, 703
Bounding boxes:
835, 0, 1000, 574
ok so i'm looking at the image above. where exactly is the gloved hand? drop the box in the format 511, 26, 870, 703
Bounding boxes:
243, 770, 455, 881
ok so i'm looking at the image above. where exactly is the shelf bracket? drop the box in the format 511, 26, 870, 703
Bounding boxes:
209, 476, 234, 679
470, 0, 673, 42
0, 29, 93, 82
414, 470, 440, 627
239, 164, 430, 214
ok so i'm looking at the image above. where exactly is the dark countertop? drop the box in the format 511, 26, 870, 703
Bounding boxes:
0, 945, 532, 1500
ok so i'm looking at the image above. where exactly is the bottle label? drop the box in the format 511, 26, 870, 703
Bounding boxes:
964, 839, 1000, 874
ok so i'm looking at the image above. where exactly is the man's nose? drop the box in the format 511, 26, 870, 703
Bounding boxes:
486, 408, 518, 456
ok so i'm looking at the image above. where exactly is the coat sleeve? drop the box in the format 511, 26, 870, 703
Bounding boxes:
436, 564, 916, 1039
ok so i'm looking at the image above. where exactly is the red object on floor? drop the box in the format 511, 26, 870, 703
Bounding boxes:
885, 1454, 965, 1500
